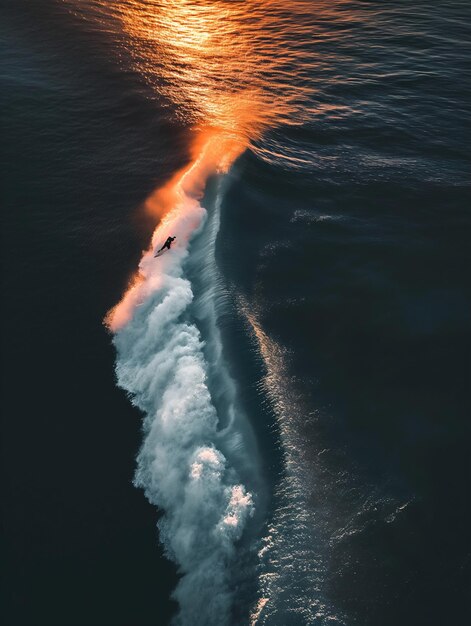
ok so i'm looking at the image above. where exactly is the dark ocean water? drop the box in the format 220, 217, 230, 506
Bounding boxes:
2, 1, 470, 625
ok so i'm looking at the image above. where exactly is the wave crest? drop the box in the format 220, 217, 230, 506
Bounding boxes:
107, 131, 255, 625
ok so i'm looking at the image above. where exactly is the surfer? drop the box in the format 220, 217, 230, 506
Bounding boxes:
155, 236, 176, 256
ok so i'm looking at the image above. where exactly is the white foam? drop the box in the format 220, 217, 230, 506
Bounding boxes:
111, 188, 255, 625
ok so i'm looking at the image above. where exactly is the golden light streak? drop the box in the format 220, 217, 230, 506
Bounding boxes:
101, 0, 360, 327
111, 0, 298, 134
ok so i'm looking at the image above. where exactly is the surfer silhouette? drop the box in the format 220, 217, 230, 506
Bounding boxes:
155, 236, 176, 256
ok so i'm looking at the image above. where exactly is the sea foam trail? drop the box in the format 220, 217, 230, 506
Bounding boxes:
106, 133, 257, 625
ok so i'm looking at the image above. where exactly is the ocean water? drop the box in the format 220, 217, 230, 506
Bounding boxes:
2, 1, 470, 625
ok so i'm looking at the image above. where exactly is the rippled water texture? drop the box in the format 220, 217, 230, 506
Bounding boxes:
58, 1, 471, 625
74, 0, 469, 177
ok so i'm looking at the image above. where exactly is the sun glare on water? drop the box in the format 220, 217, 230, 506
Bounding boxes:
105, 0, 295, 330
114, 0, 293, 134
98, 0, 353, 332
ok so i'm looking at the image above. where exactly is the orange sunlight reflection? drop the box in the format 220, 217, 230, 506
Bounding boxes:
105, 0, 294, 331
114, 0, 295, 133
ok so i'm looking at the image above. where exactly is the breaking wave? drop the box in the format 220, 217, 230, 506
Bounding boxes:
106, 132, 262, 625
